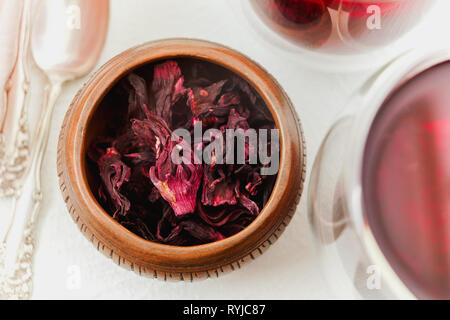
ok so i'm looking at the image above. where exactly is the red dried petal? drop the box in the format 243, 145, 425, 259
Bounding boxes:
187, 80, 227, 116
152, 61, 186, 123
131, 116, 171, 158
221, 215, 254, 237
230, 76, 273, 123
150, 138, 202, 217
127, 73, 151, 120
123, 151, 155, 165
235, 165, 263, 196
217, 92, 240, 108
226, 108, 250, 131
202, 166, 238, 207
97, 147, 131, 218
198, 204, 248, 227
234, 181, 259, 215
179, 220, 225, 242
122, 218, 155, 241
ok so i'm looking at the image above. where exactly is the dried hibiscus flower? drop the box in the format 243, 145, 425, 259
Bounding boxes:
149, 138, 203, 217
94, 147, 131, 219
152, 60, 186, 124
87, 59, 277, 246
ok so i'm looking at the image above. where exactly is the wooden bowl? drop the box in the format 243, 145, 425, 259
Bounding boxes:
57, 38, 306, 280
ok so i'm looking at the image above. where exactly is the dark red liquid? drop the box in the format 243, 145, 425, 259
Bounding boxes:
363, 62, 450, 299
251, 0, 432, 53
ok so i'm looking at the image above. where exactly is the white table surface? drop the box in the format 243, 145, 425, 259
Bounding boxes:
0, 0, 448, 300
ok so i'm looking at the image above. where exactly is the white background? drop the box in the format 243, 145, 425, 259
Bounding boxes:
0, 0, 449, 299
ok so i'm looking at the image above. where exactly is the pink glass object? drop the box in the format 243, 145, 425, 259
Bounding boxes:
363, 61, 450, 300
250, 0, 434, 54
308, 50, 450, 299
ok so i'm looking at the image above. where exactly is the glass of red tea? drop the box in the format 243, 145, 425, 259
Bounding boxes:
250, 0, 436, 52
308, 48, 450, 299
243, 0, 440, 70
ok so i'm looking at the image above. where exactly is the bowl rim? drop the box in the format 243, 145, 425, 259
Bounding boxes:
60, 38, 305, 269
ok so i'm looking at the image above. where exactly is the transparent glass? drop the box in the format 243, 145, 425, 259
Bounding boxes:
237, 0, 444, 71
308, 47, 450, 299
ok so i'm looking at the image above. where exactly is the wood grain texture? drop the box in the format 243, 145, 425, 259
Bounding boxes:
56, 39, 306, 280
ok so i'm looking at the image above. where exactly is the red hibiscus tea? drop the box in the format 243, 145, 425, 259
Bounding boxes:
86, 58, 279, 246
363, 62, 450, 299
251, 0, 433, 53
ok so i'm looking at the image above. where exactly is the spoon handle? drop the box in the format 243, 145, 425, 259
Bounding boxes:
0, 80, 61, 300
0, 0, 32, 197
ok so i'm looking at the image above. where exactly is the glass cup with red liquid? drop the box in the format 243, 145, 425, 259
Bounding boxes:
308, 48, 450, 299
244, 0, 439, 70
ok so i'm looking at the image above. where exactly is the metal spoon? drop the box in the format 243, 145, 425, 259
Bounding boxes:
0, 0, 31, 197
0, 0, 109, 299
0, 1, 21, 109
0, 0, 22, 130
